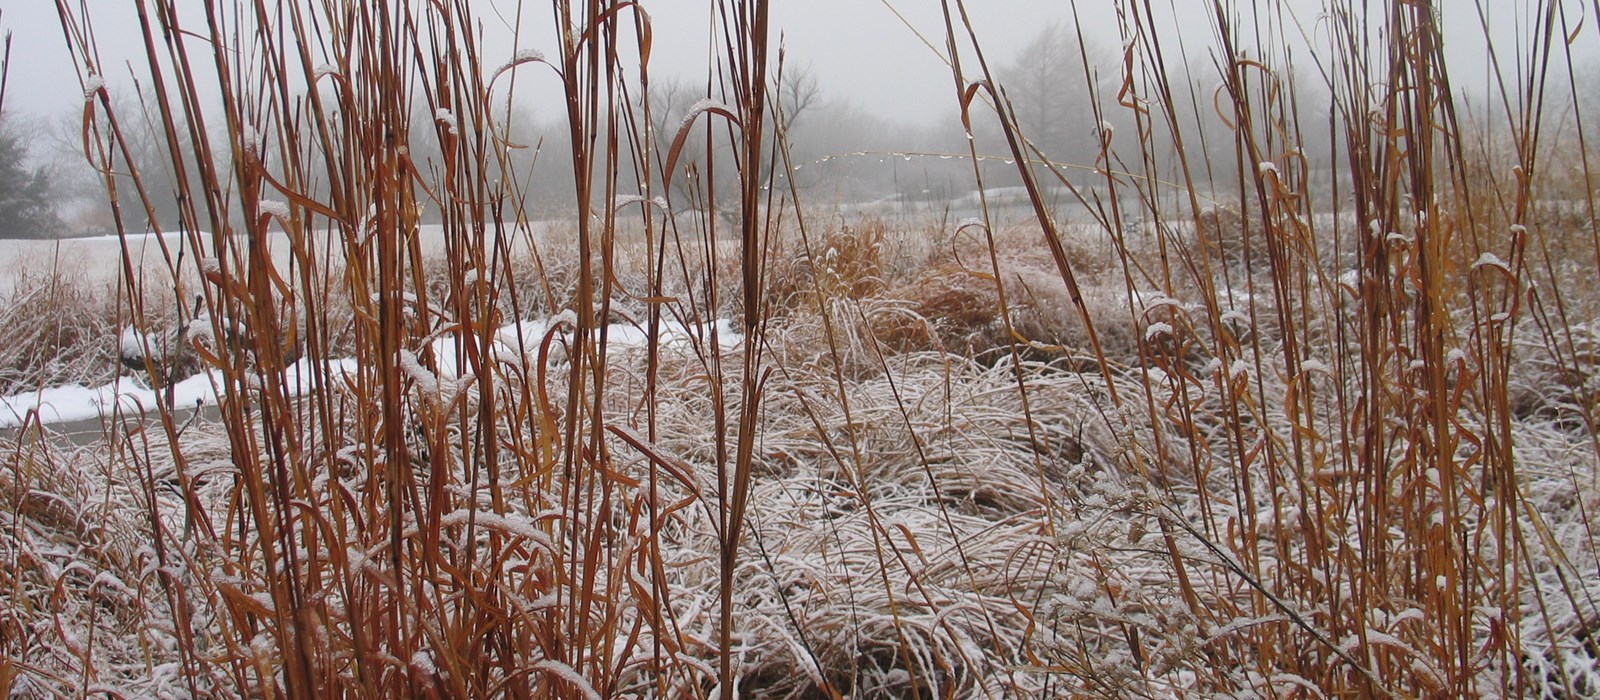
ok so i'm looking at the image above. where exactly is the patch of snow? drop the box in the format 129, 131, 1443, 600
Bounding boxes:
411, 649, 436, 674
398, 350, 439, 396
1471, 252, 1511, 273
187, 313, 216, 345
259, 199, 291, 219
550, 309, 579, 327
83, 75, 106, 101
120, 328, 148, 366
0, 374, 217, 428
437, 510, 552, 549
4, 314, 739, 428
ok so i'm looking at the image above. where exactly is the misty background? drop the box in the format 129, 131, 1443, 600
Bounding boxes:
0, 0, 1589, 238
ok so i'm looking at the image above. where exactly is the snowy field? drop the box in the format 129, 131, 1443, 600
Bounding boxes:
0, 223, 551, 289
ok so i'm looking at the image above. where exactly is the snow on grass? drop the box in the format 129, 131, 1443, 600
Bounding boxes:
83, 75, 107, 100
0, 316, 739, 428
118, 328, 148, 366
434, 107, 459, 135
429, 315, 743, 377
0, 374, 216, 427
258, 199, 291, 219
1144, 322, 1174, 342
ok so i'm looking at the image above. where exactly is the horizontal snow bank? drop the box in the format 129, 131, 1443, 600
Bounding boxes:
0, 317, 740, 428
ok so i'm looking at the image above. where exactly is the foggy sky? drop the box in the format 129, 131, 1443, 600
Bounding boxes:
1, 1, 1594, 128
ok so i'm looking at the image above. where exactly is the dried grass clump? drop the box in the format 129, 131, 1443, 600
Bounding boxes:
0, 267, 124, 395
766, 220, 889, 312
872, 252, 1197, 370
877, 263, 1003, 355
26, 0, 1600, 696
0, 426, 208, 699
1508, 319, 1600, 425
1192, 204, 1268, 273
634, 354, 1163, 696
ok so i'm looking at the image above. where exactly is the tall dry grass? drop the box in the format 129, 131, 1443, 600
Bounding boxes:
3, 0, 1599, 698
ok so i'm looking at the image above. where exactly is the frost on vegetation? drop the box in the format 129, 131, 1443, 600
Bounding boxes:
411, 649, 436, 674
242, 126, 263, 155
1142, 295, 1184, 312
434, 108, 459, 135
549, 309, 579, 328
680, 98, 733, 133
1220, 309, 1251, 327
186, 314, 215, 345
1257, 161, 1279, 177
313, 63, 339, 78
493, 48, 546, 81
1472, 252, 1512, 274
83, 75, 106, 101
119, 328, 147, 366
1144, 322, 1173, 341
1229, 359, 1252, 380
437, 510, 552, 550
612, 194, 669, 213
532, 659, 601, 700
258, 199, 291, 219
398, 349, 439, 396
955, 217, 986, 232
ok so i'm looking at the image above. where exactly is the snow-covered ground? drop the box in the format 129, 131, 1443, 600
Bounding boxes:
0, 223, 557, 289
0, 315, 741, 429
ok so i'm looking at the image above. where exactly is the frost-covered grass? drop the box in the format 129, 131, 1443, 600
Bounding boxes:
8, 0, 1600, 697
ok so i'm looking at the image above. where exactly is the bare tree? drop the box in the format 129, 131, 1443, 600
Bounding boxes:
1002, 23, 1110, 167
777, 62, 821, 132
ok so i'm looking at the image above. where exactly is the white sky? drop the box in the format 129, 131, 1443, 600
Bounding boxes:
1, 1, 1595, 126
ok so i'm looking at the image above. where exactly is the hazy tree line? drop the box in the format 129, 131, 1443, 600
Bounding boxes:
0, 113, 63, 239
0, 22, 1450, 239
